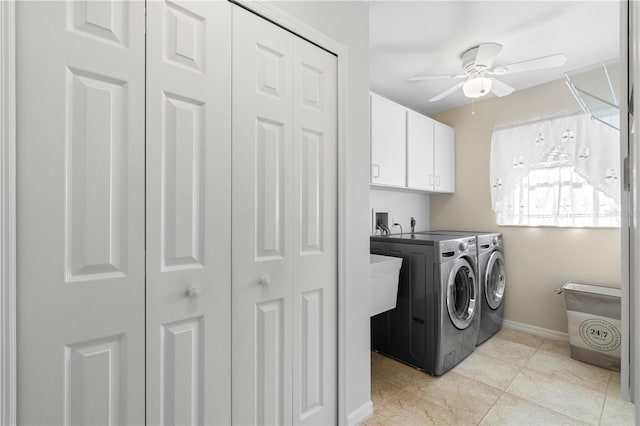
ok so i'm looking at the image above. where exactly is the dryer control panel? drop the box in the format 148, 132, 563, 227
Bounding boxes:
439, 237, 476, 259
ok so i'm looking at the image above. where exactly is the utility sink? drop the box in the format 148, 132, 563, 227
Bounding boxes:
369, 254, 403, 316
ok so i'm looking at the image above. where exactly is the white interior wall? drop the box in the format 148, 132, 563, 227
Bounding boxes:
370, 188, 430, 234
264, 1, 372, 422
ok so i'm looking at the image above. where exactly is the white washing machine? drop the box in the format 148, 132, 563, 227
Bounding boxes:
417, 231, 506, 345
370, 233, 480, 375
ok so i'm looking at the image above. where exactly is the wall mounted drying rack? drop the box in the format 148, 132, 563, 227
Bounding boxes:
565, 58, 620, 131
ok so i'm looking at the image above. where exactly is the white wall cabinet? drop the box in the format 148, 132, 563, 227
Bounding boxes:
372, 93, 455, 193
370, 93, 407, 187
407, 110, 435, 191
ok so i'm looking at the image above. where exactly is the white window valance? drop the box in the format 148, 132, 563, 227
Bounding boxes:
490, 113, 620, 227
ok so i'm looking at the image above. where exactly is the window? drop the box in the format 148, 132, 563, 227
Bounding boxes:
490, 114, 620, 227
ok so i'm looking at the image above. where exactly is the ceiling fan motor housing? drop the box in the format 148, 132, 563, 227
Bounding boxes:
461, 46, 490, 74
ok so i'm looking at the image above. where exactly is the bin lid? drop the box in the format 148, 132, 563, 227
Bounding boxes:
562, 282, 621, 298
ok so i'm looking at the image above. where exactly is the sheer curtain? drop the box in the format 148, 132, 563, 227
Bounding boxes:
490, 113, 620, 227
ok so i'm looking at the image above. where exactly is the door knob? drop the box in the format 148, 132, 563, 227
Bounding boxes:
259, 275, 271, 286
186, 285, 202, 299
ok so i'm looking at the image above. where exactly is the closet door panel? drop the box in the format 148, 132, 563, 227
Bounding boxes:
232, 6, 294, 425
16, 1, 145, 424
292, 38, 338, 425
146, 1, 232, 425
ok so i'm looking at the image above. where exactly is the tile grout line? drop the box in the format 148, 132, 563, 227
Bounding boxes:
517, 340, 611, 425
478, 337, 588, 425
521, 341, 588, 424
537, 338, 611, 426
597, 373, 614, 426
474, 377, 515, 425
475, 336, 543, 424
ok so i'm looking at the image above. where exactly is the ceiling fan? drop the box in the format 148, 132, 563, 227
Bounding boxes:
408, 43, 567, 102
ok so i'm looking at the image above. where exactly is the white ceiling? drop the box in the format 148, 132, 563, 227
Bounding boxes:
370, 1, 620, 115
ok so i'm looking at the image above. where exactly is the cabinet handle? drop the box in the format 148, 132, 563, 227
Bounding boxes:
436, 176, 441, 187
429, 175, 434, 185
372, 164, 380, 179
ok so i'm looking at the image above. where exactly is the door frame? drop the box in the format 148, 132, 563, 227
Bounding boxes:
0, 0, 16, 424
0, 1, 350, 424
620, 0, 632, 402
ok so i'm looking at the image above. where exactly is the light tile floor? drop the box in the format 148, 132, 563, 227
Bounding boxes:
365, 328, 635, 425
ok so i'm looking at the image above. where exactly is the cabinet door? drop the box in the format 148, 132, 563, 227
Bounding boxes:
17, 1, 145, 423
146, 1, 232, 425
434, 121, 455, 193
371, 94, 407, 186
407, 111, 435, 190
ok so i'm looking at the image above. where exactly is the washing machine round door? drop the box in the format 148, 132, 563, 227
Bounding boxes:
485, 250, 505, 310
446, 257, 477, 330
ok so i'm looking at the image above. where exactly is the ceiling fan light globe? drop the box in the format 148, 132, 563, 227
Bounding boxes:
463, 77, 493, 98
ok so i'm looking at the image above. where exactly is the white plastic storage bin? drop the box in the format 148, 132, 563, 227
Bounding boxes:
560, 282, 621, 371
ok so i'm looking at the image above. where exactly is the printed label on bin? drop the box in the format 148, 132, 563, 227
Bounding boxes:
567, 311, 621, 356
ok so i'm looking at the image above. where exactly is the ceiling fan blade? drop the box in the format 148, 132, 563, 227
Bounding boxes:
428, 81, 465, 102
490, 78, 515, 97
408, 73, 466, 82
492, 54, 567, 75
474, 43, 503, 68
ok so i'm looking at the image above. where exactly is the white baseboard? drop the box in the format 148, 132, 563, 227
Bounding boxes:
502, 319, 569, 342
348, 400, 374, 426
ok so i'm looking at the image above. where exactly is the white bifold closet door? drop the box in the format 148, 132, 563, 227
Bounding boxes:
146, 1, 232, 425
232, 6, 338, 426
16, 1, 146, 424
